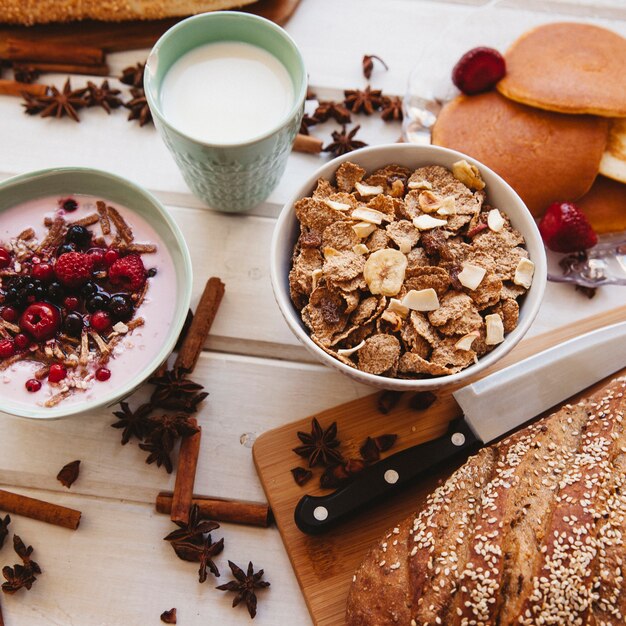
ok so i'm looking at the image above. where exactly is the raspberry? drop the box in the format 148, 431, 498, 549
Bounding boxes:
48, 363, 67, 383
0, 247, 11, 269
109, 254, 146, 292
55, 252, 95, 287
14, 334, 30, 350
539, 201, 598, 253
104, 249, 120, 267
64, 296, 80, 311
95, 367, 111, 382
91, 311, 112, 332
452, 47, 506, 95
32, 262, 54, 282
0, 339, 15, 358
25, 379, 41, 392
19, 302, 61, 341
88, 248, 106, 269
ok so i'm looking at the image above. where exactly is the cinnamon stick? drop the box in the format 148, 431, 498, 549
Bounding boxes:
293, 133, 323, 154
0, 488, 81, 530
0, 597, 4, 626
170, 419, 201, 524
13, 61, 110, 77
157, 493, 272, 528
0, 79, 48, 98
174, 277, 225, 373
1, 38, 104, 66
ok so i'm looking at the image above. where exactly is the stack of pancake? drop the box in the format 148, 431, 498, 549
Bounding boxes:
432, 22, 626, 234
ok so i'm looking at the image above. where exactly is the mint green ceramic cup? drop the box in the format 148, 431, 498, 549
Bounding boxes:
145, 11, 306, 213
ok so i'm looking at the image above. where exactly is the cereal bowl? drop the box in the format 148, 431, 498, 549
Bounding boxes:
0, 167, 192, 419
270, 144, 546, 391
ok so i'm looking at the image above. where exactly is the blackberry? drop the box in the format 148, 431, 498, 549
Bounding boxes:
57, 242, 77, 257
64, 312, 84, 337
46, 281, 65, 304
62, 198, 78, 212
3, 276, 43, 307
80, 281, 99, 299
86, 293, 111, 313
108, 294, 134, 321
65, 225, 91, 249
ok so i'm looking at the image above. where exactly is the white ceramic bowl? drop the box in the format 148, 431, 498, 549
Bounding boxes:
270, 144, 547, 391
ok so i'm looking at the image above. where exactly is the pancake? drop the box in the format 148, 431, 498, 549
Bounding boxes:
599, 118, 626, 184
576, 175, 626, 234
497, 22, 626, 117
431, 91, 609, 216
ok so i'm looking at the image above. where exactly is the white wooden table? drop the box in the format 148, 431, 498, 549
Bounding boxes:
0, 1, 625, 624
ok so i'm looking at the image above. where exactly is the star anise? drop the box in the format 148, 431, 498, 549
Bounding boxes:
149, 368, 208, 412
148, 413, 200, 451
313, 100, 352, 124
35, 78, 88, 122
175, 534, 224, 582
120, 62, 146, 88
0, 515, 9, 550
380, 95, 403, 122
111, 401, 153, 444
299, 113, 319, 135
85, 80, 123, 113
21, 91, 48, 116
12, 536, 41, 576
1, 564, 37, 594
293, 417, 343, 467
362, 54, 388, 80
125, 87, 152, 126
343, 86, 384, 115
164, 504, 220, 545
139, 440, 174, 473
323, 125, 368, 158
216, 561, 270, 619
13, 64, 40, 84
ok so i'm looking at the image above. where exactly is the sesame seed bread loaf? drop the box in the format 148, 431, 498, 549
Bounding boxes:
1, 0, 256, 25
346, 377, 626, 625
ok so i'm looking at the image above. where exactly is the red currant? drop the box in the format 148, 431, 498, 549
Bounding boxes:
25, 379, 41, 392
64, 296, 80, 311
0, 247, 11, 269
14, 333, 30, 350
48, 363, 67, 383
88, 248, 106, 269
104, 249, 120, 267
91, 311, 112, 332
32, 262, 54, 282
95, 367, 111, 382
1, 307, 18, 323
0, 339, 15, 358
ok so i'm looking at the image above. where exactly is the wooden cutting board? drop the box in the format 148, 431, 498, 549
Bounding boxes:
253, 305, 626, 625
0, 0, 301, 52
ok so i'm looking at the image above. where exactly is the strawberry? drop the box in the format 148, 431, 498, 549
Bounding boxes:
452, 47, 506, 95
539, 201, 598, 253
55, 252, 95, 287
108, 254, 146, 292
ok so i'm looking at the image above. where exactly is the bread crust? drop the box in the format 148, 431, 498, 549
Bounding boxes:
347, 377, 626, 625
1, 0, 257, 25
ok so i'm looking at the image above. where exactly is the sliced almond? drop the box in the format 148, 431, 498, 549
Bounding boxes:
487, 208, 505, 233
408, 179, 433, 190
436, 196, 457, 216
485, 313, 505, 345
452, 159, 485, 191
351, 207, 386, 225
418, 190, 441, 213
323, 198, 351, 211
457, 263, 486, 290
455, 331, 480, 351
112, 321, 129, 335
311, 268, 323, 291
514, 258, 535, 289
363, 248, 408, 296
352, 221, 378, 238
413, 214, 447, 230
352, 243, 369, 256
402, 288, 440, 311
355, 182, 384, 197
337, 340, 366, 356
388, 298, 409, 318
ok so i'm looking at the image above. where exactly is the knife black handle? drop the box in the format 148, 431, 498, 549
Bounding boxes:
294, 418, 479, 534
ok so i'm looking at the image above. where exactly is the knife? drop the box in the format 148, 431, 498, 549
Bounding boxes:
294, 321, 626, 534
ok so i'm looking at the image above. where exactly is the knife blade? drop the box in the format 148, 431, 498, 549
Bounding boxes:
294, 321, 626, 534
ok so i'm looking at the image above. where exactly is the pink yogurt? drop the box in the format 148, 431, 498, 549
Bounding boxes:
0, 194, 177, 409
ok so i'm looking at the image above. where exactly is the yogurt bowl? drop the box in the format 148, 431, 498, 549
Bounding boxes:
0, 168, 192, 419
270, 143, 547, 391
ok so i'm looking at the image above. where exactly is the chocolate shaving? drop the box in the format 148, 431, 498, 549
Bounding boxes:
17, 228, 35, 241
106, 204, 133, 243
122, 243, 157, 254
377, 390, 403, 414
160, 608, 177, 624
290, 467, 313, 487
374, 434, 397, 452
69, 213, 99, 227
409, 391, 437, 411
359, 437, 380, 463
56, 460, 80, 488
96, 200, 110, 234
